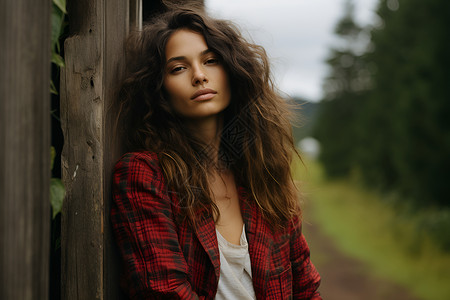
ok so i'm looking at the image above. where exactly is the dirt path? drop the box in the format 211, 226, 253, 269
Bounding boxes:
303, 221, 422, 300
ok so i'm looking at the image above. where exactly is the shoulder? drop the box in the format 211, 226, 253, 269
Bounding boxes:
113, 151, 165, 185
114, 151, 160, 172
116, 151, 159, 165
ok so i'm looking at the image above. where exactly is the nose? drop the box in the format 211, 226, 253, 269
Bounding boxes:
192, 64, 208, 86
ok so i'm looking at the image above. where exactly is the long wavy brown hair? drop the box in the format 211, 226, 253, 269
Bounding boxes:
116, 7, 301, 228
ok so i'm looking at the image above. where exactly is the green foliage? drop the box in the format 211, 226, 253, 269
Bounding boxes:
50, 80, 58, 95
51, 52, 65, 68
50, 0, 67, 217
49, 1, 67, 294
313, 0, 370, 177
50, 147, 65, 219
293, 159, 450, 300
51, 0, 67, 94
51, 145, 56, 170
50, 178, 65, 219
51, 0, 66, 52
358, 0, 450, 206
53, 0, 67, 15
314, 0, 450, 207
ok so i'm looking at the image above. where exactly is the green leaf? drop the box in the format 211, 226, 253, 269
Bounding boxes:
51, 109, 61, 122
54, 237, 61, 251
50, 178, 65, 219
52, 53, 65, 68
50, 80, 58, 95
51, 4, 65, 51
51, 146, 56, 170
53, 0, 67, 14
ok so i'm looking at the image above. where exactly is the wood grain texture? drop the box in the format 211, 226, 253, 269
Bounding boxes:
60, 0, 130, 299
0, 0, 51, 299
60, 0, 104, 299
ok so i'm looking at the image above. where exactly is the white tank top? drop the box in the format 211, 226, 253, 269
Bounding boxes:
215, 225, 256, 300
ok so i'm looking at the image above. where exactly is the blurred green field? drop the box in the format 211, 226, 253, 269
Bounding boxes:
292, 157, 450, 300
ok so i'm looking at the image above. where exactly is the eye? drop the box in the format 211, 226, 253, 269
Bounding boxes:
205, 57, 219, 65
169, 65, 186, 74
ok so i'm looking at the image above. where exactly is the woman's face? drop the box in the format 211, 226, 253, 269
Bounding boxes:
163, 29, 231, 122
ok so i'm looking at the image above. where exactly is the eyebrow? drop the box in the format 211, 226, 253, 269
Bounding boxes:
166, 49, 213, 65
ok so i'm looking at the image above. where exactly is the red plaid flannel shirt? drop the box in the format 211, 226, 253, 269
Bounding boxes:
111, 152, 321, 299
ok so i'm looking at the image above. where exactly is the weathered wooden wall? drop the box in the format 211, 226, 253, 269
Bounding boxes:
0, 0, 51, 299
60, 0, 139, 299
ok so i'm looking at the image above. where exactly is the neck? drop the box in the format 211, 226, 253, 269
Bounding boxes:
185, 115, 224, 164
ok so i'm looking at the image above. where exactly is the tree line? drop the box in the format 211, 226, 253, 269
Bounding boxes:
314, 0, 450, 209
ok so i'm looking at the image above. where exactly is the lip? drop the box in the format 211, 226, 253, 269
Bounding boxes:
191, 88, 217, 101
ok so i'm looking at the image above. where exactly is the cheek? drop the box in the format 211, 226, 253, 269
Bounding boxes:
221, 72, 231, 101
162, 78, 189, 116
163, 77, 173, 95
163, 77, 180, 102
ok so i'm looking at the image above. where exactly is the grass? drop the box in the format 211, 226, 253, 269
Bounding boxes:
292, 157, 450, 300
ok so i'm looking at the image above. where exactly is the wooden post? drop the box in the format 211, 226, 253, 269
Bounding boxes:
60, 0, 133, 299
0, 0, 51, 299
130, 0, 143, 31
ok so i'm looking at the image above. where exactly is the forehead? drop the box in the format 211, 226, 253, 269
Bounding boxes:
165, 29, 208, 60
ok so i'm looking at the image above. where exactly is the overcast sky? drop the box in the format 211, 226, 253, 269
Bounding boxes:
206, 0, 379, 102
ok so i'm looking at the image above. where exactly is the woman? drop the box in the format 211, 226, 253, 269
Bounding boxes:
111, 7, 321, 300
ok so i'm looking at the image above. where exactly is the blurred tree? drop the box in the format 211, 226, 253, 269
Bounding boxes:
314, 0, 370, 177
314, 0, 450, 252
316, 0, 450, 207
359, 0, 450, 206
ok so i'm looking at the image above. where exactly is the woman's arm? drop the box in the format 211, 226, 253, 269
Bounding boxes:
111, 152, 199, 300
290, 215, 322, 300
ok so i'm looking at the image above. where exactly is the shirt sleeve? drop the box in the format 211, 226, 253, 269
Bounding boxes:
110, 152, 198, 300
290, 215, 322, 300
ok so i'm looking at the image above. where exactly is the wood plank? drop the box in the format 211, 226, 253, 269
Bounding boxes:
0, 0, 51, 299
60, 0, 105, 298
130, 0, 143, 31
61, 0, 130, 299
